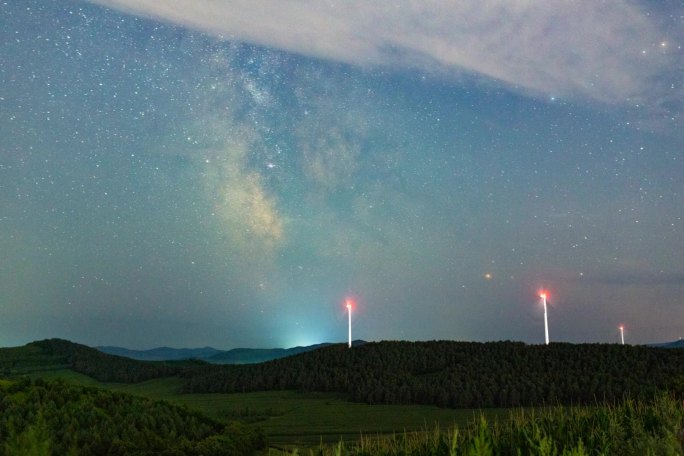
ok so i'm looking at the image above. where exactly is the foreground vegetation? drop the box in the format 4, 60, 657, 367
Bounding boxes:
303, 394, 684, 455
24, 372, 494, 448
0, 378, 265, 455
4, 374, 684, 455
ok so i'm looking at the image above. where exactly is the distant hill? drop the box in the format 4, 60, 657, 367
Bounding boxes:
205, 343, 332, 364
0, 339, 178, 382
648, 339, 684, 349
97, 340, 365, 364
97, 345, 223, 361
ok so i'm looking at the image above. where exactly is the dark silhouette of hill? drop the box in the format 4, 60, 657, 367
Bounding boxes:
97, 345, 223, 361
205, 343, 331, 364
0, 339, 178, 382
206, 340, 365, 363
648, 339, 684, 349
96, 341, 361, 364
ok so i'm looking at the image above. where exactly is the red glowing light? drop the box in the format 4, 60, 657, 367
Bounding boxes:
345, 298, 354, 310
539, 291, 547, 299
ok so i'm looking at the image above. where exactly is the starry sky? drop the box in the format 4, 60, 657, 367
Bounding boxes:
1, 0, 683, 349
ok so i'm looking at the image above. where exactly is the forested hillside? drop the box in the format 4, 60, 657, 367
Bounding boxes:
4, 339, 684, 410
6, 339, 180, 383
181, 341, 684, 408
0, 378, 265, 455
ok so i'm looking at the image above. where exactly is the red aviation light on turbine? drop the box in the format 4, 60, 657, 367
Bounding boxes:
539, 289, 550, 345
345, 298, 354, 310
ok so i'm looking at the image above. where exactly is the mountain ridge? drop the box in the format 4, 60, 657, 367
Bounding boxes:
96, 345, 223, 362
97, 340, 367, 364
648, 338, 684, 349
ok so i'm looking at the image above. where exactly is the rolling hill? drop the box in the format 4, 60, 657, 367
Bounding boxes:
0, 377, 265, 455
96, 341, 348, 364
649, 338, 684, 349
3, 338, 684, 410
0, 339, 178, 382
97, 345, 223, 362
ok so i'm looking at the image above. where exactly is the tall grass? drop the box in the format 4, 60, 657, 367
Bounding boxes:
292, 394, 684, 455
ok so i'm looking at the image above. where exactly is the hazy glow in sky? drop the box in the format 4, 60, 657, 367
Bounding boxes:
1, 0, 683, 348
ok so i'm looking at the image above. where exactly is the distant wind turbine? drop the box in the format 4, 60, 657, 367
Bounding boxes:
540, 291, 549, 345
345, 298, 353, 348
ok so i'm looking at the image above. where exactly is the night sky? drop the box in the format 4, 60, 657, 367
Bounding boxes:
1, 1, 683, 349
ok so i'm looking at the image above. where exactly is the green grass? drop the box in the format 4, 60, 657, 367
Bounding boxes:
173, 390, 496, 447
114, 381, 500, 447
21, 370, 503, 448
301, 394, 684, 455
15, 369, 684, 454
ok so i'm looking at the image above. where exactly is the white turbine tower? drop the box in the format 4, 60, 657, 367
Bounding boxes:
540, 292, 549, 345
346, 299, 353, 348
619, 325, 625, 345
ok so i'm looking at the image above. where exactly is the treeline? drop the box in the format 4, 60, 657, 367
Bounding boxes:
0, 342, 69, 375
180, 341, 684, 408
0, 377, 265, 455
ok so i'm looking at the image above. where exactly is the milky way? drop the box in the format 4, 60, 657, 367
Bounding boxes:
1, 0, 683, 348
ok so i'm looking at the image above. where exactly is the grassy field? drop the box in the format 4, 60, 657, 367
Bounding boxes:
297, 394, 684, 455
27, 369, 500, 448
21, 369, 684, 455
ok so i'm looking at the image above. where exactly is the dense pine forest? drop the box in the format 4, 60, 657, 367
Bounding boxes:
179, 340, 684, 408
3, 339, 684, 409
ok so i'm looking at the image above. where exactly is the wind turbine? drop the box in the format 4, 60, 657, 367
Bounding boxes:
540, 291, 549, 345
345, 298, 353, 348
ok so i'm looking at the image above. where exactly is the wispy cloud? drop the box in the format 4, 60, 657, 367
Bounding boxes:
89, 0, 680, 112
